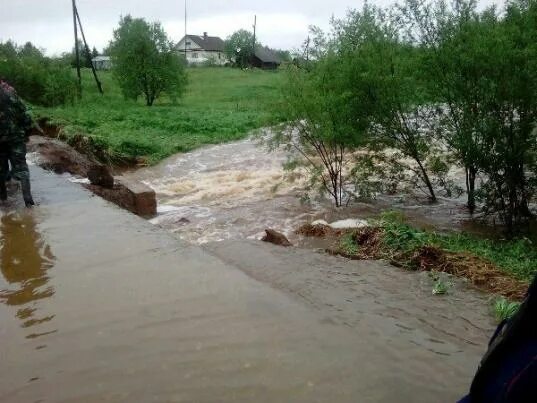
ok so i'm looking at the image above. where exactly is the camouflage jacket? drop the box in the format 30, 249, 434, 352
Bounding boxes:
0, 82, 33, 143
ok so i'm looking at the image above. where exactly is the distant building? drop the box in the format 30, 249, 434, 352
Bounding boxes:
92, 56, 111, 70
176, 33, 226, 65
252, 48, 281, 70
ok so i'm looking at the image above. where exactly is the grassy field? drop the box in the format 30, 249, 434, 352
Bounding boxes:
34, 67, 283, 163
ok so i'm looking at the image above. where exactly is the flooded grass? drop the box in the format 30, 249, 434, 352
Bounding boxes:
493, 297, 521, 322
300, 212, 536, 301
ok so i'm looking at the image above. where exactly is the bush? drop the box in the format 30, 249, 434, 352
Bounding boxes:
0, 41, 77, 106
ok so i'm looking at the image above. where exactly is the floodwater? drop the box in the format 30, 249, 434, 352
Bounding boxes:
126, 135, 476, 245
0, 212, 56, 338
0, 156, 496, 401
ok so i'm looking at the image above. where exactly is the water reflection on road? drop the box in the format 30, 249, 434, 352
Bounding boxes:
0, 212, 56, 338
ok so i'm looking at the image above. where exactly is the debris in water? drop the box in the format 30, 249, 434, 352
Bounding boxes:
296, 223, 340, 238
262, 229, 292, 247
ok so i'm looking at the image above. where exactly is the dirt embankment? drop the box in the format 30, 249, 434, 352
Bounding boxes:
34, 119, 143, 168
297, 223, 529, 301
28, 123, 156, 217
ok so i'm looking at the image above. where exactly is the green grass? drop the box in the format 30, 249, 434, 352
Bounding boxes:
379, 211, 537, 281
493, 297, 521, 322
34, 67, 283, 163
339, 233, 359, 255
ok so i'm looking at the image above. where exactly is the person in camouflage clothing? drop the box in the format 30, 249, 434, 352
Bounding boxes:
0, 80, 34, 207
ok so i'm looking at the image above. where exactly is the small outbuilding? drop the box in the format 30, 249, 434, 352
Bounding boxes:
92, 56, 111, 70
252, 48, 281, 70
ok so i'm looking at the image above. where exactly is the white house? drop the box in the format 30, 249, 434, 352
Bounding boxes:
92, 56, 111, 70
176, 33, 226, 65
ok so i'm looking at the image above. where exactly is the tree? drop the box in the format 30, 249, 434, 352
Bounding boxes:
224, 29, 257, 68
271, 61, 363, 206
68, 39, 92, 68
271, 18, 377, 207
109, 15, 187, 106
272, 48, 291, 63
335, 4, 442, 201
402, 0, 537, 232
399, 0, 485, 211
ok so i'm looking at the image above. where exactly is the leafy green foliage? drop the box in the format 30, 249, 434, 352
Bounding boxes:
0, 41, 77, 106
339, 233, 359, 255
432, 279, 450, 295
494, 297, 521, 322
109, 15, 187, 106
273, 0, 537, 233
35, 68, 282, 163
379, 212, 537, 281
270, 59, 362, 206
224, 30, 257, 68
401, 0, 537, 231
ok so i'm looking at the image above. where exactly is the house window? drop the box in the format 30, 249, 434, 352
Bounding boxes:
192, 53, 198, 58
218, 53, 221, 59
186, 41, 191, 46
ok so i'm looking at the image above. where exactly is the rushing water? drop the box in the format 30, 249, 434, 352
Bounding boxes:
125, 135, 476, 245
125, 136, 312, 244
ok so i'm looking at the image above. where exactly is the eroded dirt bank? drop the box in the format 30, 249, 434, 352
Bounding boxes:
0, 167, 494, 402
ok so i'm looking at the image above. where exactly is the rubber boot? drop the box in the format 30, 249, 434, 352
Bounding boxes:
21, 178, 34, 207
0, 180, 6, 201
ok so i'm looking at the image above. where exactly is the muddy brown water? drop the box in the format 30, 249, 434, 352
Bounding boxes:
0, 153, 497, 401
124, 135, 480, 245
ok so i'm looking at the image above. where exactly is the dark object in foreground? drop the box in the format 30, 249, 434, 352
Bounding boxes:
262, 229, 292, 247
0, 81, 35, 207
459, 275, 537, 403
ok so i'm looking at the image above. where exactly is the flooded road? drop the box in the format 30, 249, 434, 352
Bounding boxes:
0, 165, 495, 401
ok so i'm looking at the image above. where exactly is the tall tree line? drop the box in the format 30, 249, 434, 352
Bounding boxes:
274, 0, 537, 234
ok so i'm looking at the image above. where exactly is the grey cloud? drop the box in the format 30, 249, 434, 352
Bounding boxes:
0, 0, 501, 55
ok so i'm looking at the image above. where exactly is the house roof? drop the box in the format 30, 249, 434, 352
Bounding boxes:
254, 48, 281, 64
181, 34, 225, 52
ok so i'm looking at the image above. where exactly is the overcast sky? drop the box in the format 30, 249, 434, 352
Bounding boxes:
1, 0, 503, 56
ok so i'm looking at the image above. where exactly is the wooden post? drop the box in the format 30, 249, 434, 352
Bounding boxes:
184, 0, 187, 60
72, 0, 81, 91
252, 15, 257, 65
74, 5, 103, 94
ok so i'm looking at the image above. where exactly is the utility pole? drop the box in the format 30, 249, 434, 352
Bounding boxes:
252, 15, 257, 63
72, 0, 81, 90
74, 5, 103, 94
184, 0, 187, 60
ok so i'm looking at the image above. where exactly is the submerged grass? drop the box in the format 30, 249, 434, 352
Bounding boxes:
33, 67, 283, 164
300, 211, 536, 300
493, 297, 521, 322
378, 211, 537, 282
